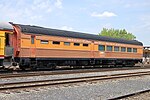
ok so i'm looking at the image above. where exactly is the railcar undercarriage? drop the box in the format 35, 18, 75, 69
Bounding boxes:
3, 57, 141, 70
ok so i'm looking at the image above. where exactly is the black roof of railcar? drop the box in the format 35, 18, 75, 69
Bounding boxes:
14, 24, 143, 46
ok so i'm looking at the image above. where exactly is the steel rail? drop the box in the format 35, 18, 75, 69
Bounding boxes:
108, 89, 150, 100
0, 67, 150, 79
0, 71, 150, 91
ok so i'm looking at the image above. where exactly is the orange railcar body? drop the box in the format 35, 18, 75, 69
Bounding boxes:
13, 29, 143, 60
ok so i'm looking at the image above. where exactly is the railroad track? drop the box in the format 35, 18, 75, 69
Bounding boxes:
0, 71, 150, 92
0, 66, 150, 79
109, 89, 150, 100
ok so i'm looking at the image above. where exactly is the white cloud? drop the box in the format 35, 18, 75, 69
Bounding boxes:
124, 2, 150, 8
33, 0, 52, 13
55, 0, 63, 9
61, 26, 73, 31
91, 11, 117, 18
0, 0, 64, 24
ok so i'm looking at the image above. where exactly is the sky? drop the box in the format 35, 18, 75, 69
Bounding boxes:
0, 0, 150, 46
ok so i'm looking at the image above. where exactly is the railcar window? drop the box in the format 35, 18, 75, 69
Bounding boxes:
114, 46, 119, 52
53, 41, 60, 45
121, 47, 126, 52
31, 36, 34, 44
5, 33, 10, 46
107, 46, 113, 51
133, 48, 137, 53
83, 44, 88, 47
98, 45, 105, 51
127, 48, 132, 52
41, 40, 49, 44
64, 42, 70, 46
74, 43, 80, 46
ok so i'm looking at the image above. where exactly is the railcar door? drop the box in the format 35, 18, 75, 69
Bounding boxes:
5, 33, 13, 56
90, 41, 95, 58
3, 33, 14, 67
30, 35, 36, 57
89, 41, 95, 65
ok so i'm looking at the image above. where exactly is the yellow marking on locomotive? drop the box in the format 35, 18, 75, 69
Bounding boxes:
0, 31, 13, 56
0, 31, 5, 56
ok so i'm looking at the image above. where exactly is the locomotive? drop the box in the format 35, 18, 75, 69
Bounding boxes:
0, 22, 143, 70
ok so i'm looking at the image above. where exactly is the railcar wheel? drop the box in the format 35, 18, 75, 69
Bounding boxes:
3, 57, 17, 69
31, 66, 37, 70
3, 60, 12, 68
19, 65, 26, 70
47, 63, 56, 70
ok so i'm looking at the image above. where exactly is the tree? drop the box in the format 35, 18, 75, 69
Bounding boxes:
99, 28, 136, 40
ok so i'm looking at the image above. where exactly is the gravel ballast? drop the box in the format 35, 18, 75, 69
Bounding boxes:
0, 75, 150, 100
0, 68, 150, 84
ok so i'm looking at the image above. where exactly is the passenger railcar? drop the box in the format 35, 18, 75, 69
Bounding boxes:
0, 22, 143, 70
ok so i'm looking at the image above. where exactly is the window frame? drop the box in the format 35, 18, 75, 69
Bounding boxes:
64, 42, 70, 46
74, 43, 80, 46
127, 47, 132, 52
133, 48, 137, 53
106, 45, 113, 51
83, 43, 89, 47
114, 46, 120, 52
121, 47, 126, 52
98, 45, 105, 51
52, 41, 60, 45
40, 40, 49, 44
31, 36, 35, 44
